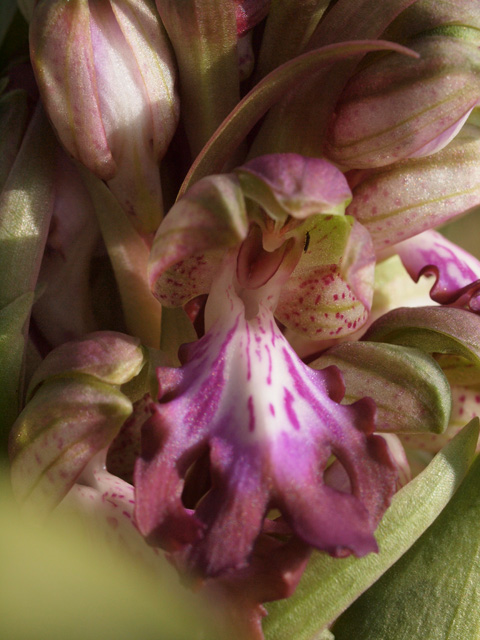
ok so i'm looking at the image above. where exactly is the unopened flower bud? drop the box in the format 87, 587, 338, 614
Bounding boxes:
325, 36, 480, 168
9, 331, 147, 518
30, 0, 179, 233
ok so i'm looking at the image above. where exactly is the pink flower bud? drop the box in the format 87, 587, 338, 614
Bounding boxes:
325, 36, 480, 168
30, 0, 179, 233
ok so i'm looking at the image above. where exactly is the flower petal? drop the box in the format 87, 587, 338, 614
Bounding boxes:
312, 341, 451, 434
401, 385, 480, 454
276, 217, 375, 338
135, 255, 396, 576
149, 174, 248, 306
59, 452, 169, 571
394, 230, 480, 310
236, 153, 351, 223
347, 119, 480, 250
9, 377, 132, 518
27, 331, 146, 399
364, 306, 480, 368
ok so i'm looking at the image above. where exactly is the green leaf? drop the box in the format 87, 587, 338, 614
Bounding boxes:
333, 425, 480, 639
179, 40, 417, 196
364, 306, 480, 367
79, 166, 163, 349
0, 292, 34, 438
0, 89, 29, 193
0, 105, 57, 448
311, 341, 451, 434
263, 419, 479, 640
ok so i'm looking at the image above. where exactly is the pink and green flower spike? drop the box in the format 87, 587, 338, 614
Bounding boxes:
6, 2, 480, 638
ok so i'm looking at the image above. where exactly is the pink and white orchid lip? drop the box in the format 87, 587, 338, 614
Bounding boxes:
135, 252, 396, 578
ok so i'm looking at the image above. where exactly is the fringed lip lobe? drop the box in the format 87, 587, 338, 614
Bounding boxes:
134, 257, 396, 578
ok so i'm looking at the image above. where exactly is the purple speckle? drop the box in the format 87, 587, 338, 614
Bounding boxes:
247, 395, 255, 432
265, 344, 272, 385
283, 387, 300, 430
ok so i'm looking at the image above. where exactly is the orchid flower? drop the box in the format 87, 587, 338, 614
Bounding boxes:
5, 1, 480, 639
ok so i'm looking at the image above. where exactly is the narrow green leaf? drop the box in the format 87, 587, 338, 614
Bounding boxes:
179, 40, 417, 197
0, 292, 34, 437
333, 429, 480, 639
79, 166, 163, 349
311, 341, 451, 434
364, 306, 480, 367
255, 0, 331, 79
0, 104, 56, 310
0, 90, 29, 193
263, 419, 479, 640
0, 105, 57, 448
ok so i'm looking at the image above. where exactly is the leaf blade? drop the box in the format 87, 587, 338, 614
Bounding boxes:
333, 424, 480, 639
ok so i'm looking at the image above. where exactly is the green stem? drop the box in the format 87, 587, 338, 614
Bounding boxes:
79, 167, 163, 349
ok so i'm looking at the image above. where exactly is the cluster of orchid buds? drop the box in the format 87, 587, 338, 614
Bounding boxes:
3, 0, 480, 638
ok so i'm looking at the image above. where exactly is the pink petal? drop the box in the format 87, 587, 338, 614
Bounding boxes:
276, 217, 375, 338
347, 120, 480, 250
395, 230, 480, 310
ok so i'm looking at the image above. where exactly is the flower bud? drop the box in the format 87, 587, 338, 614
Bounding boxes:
9, 330, 147, 518
383, 0, 480, 44
234, 0, 271, 38
9, 376, 133, 518
27, 331, 146, 399
325, 36, 480, 168
30, 0, 179, 233
346, 115, 480, 250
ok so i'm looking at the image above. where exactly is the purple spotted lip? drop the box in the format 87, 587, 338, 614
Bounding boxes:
135, 253, 396, 577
